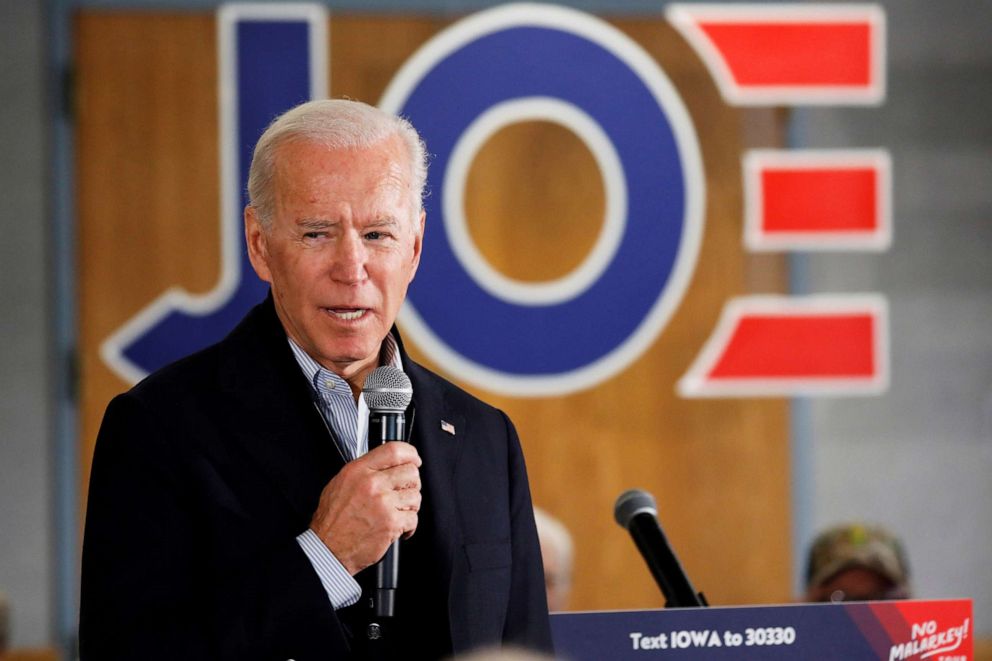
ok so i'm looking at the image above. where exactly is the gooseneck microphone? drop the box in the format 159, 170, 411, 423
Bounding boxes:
363, 366, 414, 619
614, 489, 707, 608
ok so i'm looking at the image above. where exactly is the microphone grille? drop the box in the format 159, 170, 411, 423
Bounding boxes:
614, 489, 657, 529
363, 366, 413, 412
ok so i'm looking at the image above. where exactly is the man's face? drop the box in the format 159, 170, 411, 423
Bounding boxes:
245, 136, 424, 386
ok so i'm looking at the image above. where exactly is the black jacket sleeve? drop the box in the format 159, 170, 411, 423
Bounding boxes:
79, 394, 348, 661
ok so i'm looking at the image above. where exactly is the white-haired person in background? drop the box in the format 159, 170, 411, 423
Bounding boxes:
450, 646, 556, 661
534, 507, 574, 612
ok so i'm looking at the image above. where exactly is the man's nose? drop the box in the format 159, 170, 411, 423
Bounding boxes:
330, 232, 368, 284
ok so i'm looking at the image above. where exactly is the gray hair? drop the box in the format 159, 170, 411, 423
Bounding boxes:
534, 506, 575, 585
247, 98, 428, 226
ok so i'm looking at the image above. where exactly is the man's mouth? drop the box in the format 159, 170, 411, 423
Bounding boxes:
325, 308, 368, 321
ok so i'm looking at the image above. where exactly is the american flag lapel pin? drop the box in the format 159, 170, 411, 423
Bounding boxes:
440, 420, 456, 436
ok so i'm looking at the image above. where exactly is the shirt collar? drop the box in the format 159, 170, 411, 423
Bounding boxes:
287, 333, 403, 397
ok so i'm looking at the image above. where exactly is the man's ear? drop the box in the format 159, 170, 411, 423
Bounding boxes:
408, 209, 426, 283
245, 206, 273, 283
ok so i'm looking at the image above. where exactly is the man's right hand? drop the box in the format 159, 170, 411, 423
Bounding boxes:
308, 441, 422, 575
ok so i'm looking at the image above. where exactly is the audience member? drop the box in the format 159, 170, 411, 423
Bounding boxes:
534, 507, 574, 612
450, 645, 555, 661
804, 523, 911, 603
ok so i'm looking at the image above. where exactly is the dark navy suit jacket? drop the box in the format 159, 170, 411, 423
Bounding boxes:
80, 296, 552, 660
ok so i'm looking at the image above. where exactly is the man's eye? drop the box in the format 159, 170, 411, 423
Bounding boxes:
303, 231, 325, 240
365, 231, 385, 241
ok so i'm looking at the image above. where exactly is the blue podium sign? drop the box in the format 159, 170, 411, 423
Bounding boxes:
551, 599, 972, 660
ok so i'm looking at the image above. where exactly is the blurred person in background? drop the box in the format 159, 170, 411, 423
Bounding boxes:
450, 645, 556, 661
534, 507, 574, 612
804, 523, 911, 603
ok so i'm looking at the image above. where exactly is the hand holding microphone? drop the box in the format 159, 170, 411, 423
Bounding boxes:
308, 366, 417, 619
308, 443, 420, 574
364, 366, 414, 618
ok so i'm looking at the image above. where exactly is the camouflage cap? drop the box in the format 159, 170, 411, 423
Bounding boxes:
805, 523, 910, 591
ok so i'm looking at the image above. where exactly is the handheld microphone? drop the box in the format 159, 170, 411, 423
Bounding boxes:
364, 366, 414, 619
614, 489, 707, 608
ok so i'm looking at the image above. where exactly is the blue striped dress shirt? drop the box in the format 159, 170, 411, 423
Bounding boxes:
289, 334, 402, 609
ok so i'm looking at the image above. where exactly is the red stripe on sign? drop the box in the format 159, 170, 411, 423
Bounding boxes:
698, 22, 872, 86
762, 167, 878, 233
708, 314, 876, 379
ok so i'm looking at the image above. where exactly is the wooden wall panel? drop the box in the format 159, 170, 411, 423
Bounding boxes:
77, 11, 790, 615
76, 13, 220, 509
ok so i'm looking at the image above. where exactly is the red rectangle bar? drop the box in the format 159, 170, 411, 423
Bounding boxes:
743, 150, 891, 251
708, 313, 877, 379
762, 167, 878, 233
667, 5, 885, 105
678, 295, 889, 397
698, 22, 872, 86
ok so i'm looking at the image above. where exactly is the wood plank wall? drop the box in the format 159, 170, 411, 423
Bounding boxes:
76, 11, 791, 613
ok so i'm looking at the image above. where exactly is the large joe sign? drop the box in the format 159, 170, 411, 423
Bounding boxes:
382, 5, 705, 396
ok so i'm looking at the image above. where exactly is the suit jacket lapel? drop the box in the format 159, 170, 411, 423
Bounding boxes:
401, 351, 467, 642
213, 305, 466, 589
217, 297, 344, 525
211, 304, 473, 647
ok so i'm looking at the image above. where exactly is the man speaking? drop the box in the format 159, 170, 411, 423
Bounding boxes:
79, 99, 553, 660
